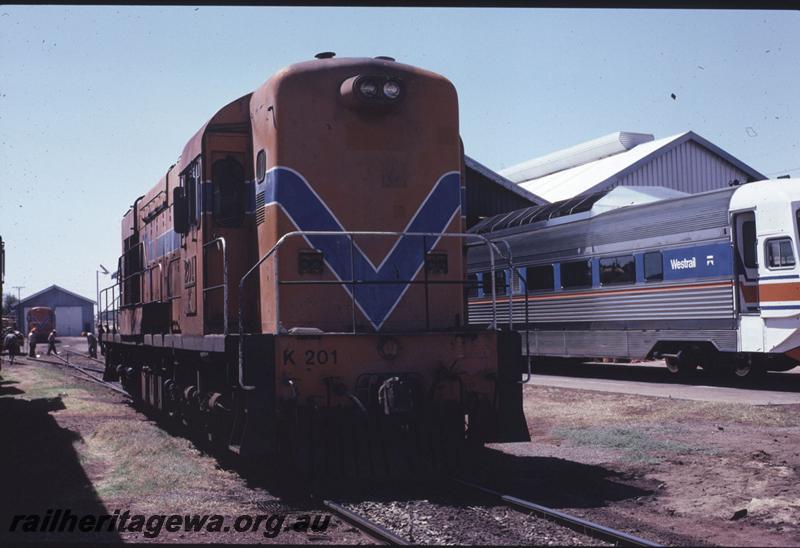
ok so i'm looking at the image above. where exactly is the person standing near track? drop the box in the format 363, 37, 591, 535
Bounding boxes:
3, 330, 19, 365
28, 326, 37, 357
47, 329, 58, 356
86, 331, 97, 358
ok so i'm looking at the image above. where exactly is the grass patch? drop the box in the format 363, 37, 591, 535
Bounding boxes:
551, 425, 718, 463
88, 419, 244, 512
526, 385, 800, 428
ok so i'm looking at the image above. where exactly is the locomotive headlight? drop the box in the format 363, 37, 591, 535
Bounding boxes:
383, 80, 401, 99
359, 79, 379, 98
340, 75, 404, 109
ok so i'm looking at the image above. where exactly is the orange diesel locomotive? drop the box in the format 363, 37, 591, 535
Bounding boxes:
100, 54, 527, 473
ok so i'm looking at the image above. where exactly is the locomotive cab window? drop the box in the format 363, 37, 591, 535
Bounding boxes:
561, 260, 592, 289
599, 255, 635, 286
212, 156, 246, 228
644, 252, 663, 282
525, 264, 554, 292
766, 238, 796, 269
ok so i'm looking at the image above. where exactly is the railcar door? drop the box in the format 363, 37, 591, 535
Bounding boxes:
733, 211, 760, 313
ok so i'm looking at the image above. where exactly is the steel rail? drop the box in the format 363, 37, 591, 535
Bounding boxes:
59, 348, 106, 369
452, 478, 661, 547
322, 500, 408, 545
30, 354, 130, 397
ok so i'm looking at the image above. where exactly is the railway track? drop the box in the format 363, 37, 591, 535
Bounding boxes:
452, 478, 661, 547
323, 500, 408, 545
28, 352, 129, 397
17, 348, 659, 545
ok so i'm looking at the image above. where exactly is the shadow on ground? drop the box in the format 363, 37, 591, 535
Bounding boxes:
0, 385, 122, 542
532, 359, 800, 393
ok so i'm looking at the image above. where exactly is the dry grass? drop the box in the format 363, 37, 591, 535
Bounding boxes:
87, 419, 249, 514
524, 385, 800, 429
550, 425, 719, 463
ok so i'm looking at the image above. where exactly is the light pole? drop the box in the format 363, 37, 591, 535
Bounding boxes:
96, 265, 110, 328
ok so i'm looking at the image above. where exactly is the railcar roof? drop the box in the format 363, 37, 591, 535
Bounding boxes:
469, 184, 735, 237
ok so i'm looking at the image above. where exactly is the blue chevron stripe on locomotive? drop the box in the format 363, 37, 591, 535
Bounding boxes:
258, 167, 462, 330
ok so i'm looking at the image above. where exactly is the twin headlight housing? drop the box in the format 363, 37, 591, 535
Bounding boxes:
340, 74, 404, 108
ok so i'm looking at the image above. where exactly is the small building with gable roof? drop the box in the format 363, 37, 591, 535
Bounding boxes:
16, 285, 95, 336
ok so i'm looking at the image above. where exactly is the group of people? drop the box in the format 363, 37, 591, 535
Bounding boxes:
2, 328, 98, 366
2, 328, 59, 365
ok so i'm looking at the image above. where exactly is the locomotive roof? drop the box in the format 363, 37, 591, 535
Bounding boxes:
180, 56, 442, 171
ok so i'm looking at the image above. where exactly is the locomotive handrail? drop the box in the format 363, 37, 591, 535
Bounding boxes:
144, 262, 163, 304
236, 230, 510, 391
99, 282, 120, 335
119, 242, 145, 308
202, 237, 228, 336
164, 257, 182, 302
140, 190, 168, 224
464, 236, 533, 381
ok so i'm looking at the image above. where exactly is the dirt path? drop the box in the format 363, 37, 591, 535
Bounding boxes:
473, 384, 800, 546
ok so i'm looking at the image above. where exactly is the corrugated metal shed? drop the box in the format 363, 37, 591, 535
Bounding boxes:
464, 155, 545, 229
16, 285, 95, 336
513, 131, 765, 203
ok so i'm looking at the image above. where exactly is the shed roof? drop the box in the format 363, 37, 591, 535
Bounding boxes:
515, 131, 765, 203
465, 155, 546, 204
19, 285, 95, 306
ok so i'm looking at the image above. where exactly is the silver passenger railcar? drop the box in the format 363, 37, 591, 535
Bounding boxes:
467, 179, 800, 378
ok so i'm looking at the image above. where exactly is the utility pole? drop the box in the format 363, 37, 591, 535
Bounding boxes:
12, 285, 24, 301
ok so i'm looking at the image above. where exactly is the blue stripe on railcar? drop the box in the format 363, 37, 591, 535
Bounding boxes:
661, 242, 733, 281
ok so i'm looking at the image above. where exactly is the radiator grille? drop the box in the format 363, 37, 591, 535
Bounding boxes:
255, 192, 265, 225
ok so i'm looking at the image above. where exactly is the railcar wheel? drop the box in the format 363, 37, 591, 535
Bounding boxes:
732, 358, 765, 379
665, 354, 698, 376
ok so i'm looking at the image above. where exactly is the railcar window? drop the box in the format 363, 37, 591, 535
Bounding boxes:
495, 270, 507, 296
599, 255, 635, 285
467, 273, 479, 298
481, 270, 507, 296
212, 156, 246, 228
644, 252, 663, 282
525, 265, 554, 292
561, 260, 592, 289
766, 238, 796, 268
742, 220, 758, 268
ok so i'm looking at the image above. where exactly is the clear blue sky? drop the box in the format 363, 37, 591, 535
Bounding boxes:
1, 6, 798, 304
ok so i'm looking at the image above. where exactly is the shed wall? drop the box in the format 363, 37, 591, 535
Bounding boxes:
608, 141, 754, 194
16, 288, 94, 335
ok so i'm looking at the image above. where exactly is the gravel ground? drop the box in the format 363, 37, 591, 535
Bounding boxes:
342, 487, 613, 546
